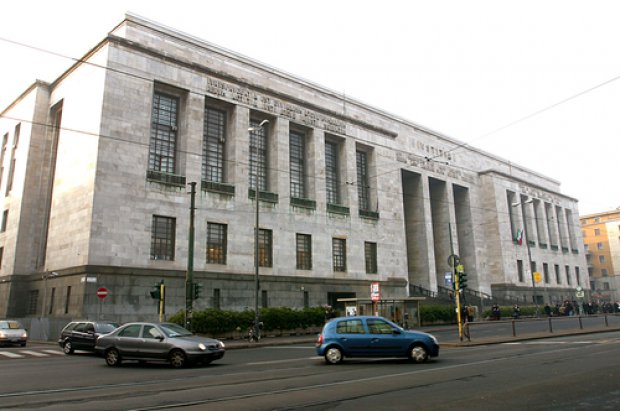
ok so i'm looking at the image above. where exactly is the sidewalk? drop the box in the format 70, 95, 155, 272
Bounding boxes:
220, 323, 620, 350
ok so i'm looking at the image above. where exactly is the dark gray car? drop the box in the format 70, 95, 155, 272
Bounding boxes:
94, 322, 225, 368
58, 321, 119, 354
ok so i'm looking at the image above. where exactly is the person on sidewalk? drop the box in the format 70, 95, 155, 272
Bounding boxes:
513, 305, 521, 319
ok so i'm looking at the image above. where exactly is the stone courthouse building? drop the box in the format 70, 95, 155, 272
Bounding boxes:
0, 14, 588, 323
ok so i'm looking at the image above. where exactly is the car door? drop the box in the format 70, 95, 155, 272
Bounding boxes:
366, 318, 407, 355
333, 319, 371, 356
114, 324, 144, 358
139, 325, 169, 360
71, 322, 89, 349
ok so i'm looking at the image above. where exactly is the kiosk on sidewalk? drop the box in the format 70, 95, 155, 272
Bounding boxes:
337, 297, 426, 329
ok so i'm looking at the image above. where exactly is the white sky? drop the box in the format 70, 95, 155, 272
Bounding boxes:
1, 0, 618, 216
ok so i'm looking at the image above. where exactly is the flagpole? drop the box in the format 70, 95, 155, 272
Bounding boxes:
514, 200, 539, 317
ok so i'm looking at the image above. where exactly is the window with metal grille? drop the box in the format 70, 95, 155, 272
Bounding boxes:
249, 119, 268, 191
296, 233, 312, 270
150, 215, 176, 260
575, 267, 581, 285
65, 286, 71, 314
203, 107, 226, 183
6, 123, 19, 195
290, 130, 306, 198
207, 222, 227, 264
555, 264, 561, 284
325, 141, 339, 204
332, 238, 346, 272
356, 151, 370, 211
365, 241, 378, 274
28, 290, 39, 315
543, 263, 549, 283
259, 228, 272, 267
149, 93, 178, 174
213, 288, 221, 309
565, 265, 571, 285
261, 289, 268, 308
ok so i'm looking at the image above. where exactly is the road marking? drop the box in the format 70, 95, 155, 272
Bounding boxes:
42, 349, 64, 355
0, 351, 24, 358
247, 356, 318, 366
19, 350, 49, 357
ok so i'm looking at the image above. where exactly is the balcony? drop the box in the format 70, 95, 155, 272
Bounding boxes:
327, 203, 350, 216
290, 197, 316, 210
146, 170, 186, 187
202, 180, 235, 196
248, 188, 278, 204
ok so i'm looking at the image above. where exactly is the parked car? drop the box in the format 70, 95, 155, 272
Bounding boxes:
58, 320, 119, 354
315, 315, 439, 364
0, 320, 28, 347
94, 322, 225, 368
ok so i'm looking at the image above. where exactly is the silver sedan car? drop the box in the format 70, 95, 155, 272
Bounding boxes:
94, 322, 225, 368
0, 320, 28, 347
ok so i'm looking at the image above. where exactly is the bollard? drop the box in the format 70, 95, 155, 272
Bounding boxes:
511, 320, 516, 337
578, 315, 583, 330
548, 317, 553, 333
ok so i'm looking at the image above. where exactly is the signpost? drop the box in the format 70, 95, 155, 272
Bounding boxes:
370, 282, 380, 315
96, 287, 108, 320
97, 287, 108, 299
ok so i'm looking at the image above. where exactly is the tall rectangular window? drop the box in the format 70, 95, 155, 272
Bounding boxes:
0, 247, 3, 269
206, 222, 227, 264
65, 286, 71, 314
555, 264, 561, 284
289, 130, 306, 198
249, 119, 268, 191
261, 290, 268, 308
356, 151, 370, 211
149, 92, 178, 174
332, 238, 347, 272
0, 133, 7, 186
565, 265, 571, 285
296, 233, 312, 270
6, 123, 19, 195
28, 290, 39, 315
365, 241, 378, 274
0, 209, 7, 232
49, 287, 55, 315
575, 267, 581, 285
517, 260, 524, 282
325, 141, 340, 204
203, 106, 226, 183
213, 288, 221, 309
543, 263, 549, 284
258, 229, 273, 267
150, 215, 176, 261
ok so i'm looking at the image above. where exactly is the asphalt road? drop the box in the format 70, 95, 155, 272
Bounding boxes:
1, 331, 620, 410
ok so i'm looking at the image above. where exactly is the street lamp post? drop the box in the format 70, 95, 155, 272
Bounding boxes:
248, 119, 268, 341
512, 199, 540, 317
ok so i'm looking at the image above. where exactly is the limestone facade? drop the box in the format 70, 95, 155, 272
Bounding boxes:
0, 14, 588, 323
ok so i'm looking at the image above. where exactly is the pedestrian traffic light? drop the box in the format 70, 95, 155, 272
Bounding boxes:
150, 283, 161, 299
193, 282, 203, 299
458, 272, 468, 289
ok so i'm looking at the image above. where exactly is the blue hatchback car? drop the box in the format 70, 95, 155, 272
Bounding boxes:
315, 315, 439, 364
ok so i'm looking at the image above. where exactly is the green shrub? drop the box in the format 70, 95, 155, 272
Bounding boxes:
169, 306, 326, 335
420, 305, 457, 324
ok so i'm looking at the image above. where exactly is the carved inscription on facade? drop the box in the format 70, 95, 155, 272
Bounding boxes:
206, 78, 346, 134
396, 150, 474, 184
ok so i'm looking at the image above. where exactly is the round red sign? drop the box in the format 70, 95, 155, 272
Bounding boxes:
97, 287, 108, 299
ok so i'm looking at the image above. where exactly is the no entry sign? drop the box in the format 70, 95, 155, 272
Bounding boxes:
97, 287, 109, 299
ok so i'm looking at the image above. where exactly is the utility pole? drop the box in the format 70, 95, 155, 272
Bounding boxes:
449, 224, 464, 341
185, 182, 196, 330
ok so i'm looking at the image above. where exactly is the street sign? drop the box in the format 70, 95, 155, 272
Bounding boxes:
370, 282, 380, 302
97, 287, 108, 299
533, 272, 542, 283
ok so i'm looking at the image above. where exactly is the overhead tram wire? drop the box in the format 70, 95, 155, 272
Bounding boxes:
425, 73, 620, 162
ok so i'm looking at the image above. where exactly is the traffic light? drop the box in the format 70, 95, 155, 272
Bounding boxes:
458, 272, 468, 289
193, 282, 203, 299
150, 283, 161, 299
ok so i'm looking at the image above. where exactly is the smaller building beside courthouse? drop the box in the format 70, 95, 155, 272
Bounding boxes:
0, 14, 589, 327
581, 209, 620, 302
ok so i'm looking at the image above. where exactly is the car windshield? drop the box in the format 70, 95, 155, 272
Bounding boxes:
96, 322, 119, 333
160, 323, 193, 337
0, 321, 23, 329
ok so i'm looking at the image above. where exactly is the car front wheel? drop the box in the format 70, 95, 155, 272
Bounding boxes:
169, 349, 187, 368
324, 347, 343, 365
105, 348, 122, 366
409, 345, 429, 363
62, 340, 74, 355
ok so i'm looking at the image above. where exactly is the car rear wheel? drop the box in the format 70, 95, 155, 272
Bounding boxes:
169, 349, 187, 368
409, 345, 429, 363
62, 340, 74, 355
105, 348, 122, 366
324, 346, 343, 365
